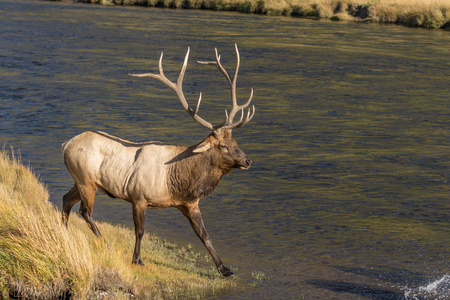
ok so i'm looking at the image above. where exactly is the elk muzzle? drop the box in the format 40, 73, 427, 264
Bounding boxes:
239, 156, 252, 170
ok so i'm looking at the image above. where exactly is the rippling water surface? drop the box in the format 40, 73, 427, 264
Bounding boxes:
1, 0, 449, 298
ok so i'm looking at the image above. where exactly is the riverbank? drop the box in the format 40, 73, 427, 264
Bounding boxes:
0, 149, 233, 299
57, 0, 450, 29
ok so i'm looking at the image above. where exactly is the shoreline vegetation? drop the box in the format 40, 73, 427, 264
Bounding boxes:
55, 0, 450, 29
0, 149, 234, 299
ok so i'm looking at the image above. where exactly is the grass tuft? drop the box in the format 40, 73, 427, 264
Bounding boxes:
0, 148, 234, 299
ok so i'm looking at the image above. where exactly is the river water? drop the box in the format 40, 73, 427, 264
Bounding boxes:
1, 0, 449, 298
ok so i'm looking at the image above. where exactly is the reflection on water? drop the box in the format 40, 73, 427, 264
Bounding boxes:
1, 0, 449, 298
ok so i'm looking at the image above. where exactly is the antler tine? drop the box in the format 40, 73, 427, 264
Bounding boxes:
198, 44, 255, 132
194, 92, 202, 115
177, 47, 189, 87
158, 52, 165, 77
231, 43, 240, 103
230, 104, 256, 129
226, 44, 244, 124
214, 49, 232, 86
130, 48, 214, 131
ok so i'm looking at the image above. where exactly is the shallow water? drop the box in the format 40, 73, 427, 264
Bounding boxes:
1, 0, 449, 298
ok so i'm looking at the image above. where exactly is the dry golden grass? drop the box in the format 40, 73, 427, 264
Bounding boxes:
0, 148, 92, 299
367, 0, 450, 28
73, 0, 450, 28
262, 0, 450, 27
0, 149, 233, 299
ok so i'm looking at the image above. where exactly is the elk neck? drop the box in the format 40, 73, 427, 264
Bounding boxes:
166, 142, 231, 202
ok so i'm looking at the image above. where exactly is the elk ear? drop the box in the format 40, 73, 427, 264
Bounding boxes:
192, 140, 213, 153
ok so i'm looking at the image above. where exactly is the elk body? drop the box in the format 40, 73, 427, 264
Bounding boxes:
62, 45, 255, 277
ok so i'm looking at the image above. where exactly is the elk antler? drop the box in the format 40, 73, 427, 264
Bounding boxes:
130, 45, 255, 133
129, 47, 214, 131
197, 44, 255, 132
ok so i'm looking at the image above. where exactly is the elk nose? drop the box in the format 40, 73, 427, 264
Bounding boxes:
239, 157, 252, 170
245, 157, 252, 168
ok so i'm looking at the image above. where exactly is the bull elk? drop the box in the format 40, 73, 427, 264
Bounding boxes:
62, 44, 255, 277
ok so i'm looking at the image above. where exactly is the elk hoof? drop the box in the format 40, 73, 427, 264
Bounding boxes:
220, 267, 234, 277
132, 257, 144, 266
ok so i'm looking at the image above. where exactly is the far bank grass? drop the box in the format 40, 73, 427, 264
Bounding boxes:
0, 149, 233, 299
62, 0, 450, 29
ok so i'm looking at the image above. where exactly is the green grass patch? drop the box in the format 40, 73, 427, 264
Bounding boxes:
0, 148, 234, 299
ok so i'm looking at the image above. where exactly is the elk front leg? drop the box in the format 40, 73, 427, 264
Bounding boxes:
131, 200, 147, 265
178, 202, 234, 277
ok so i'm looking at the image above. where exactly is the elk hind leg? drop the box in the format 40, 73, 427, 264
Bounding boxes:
78, 184, 103, 238
62, 183, 81, 226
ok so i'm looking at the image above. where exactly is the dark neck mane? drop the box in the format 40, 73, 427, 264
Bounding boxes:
167, 146, 225, 201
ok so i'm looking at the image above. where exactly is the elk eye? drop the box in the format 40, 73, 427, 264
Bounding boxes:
220, 145, 228, 152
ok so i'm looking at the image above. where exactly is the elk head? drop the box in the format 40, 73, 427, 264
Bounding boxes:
130, 44, 255, 172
